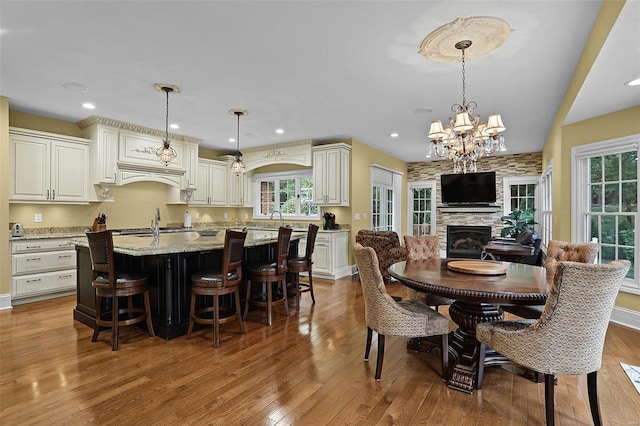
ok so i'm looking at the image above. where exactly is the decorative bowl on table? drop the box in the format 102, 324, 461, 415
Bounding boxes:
197, 229, 220, 237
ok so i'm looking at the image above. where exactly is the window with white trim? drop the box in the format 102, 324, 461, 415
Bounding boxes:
539, 163, 553, 245
572, 136, 638, 294
252, 170, 319, 219
371, 165, 402, 233
502, 176, 538, 215
407, 181, 436, 236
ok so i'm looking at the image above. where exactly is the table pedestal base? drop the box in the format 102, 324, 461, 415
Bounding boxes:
447, 301, 506, 393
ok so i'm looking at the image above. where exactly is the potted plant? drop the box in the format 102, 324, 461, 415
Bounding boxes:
500, 209, 536, 238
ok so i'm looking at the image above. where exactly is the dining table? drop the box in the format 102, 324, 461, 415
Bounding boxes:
389, 258, 553, 393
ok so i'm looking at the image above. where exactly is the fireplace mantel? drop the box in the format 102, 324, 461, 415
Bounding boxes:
438, 205, 502, 213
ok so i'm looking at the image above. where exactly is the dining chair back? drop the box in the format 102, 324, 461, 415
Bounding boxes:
476, 260, 630, 426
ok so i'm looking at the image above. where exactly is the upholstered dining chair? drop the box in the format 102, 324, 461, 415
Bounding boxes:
502, 240, 599, 319
187, 229, 247, 347
476, 260, 630, 426
86, 230, 155, 351
287, 223, 319, 309
245, 226, 292, 326
403, 235, 454, 311
353, 243, 450, 381
355, 230, 407, 284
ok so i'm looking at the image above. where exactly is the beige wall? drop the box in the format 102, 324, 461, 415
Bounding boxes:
542, 0, 639, 313
1, 98, 10, 297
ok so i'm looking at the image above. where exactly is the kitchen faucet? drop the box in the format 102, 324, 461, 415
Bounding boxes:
270, 210, 283, 227
151, 207, 161, 240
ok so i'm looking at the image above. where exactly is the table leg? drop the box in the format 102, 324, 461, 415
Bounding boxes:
447, 301, 504, 393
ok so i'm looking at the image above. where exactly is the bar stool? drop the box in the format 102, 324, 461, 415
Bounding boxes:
244, 227, 292, 326
187, 229, 247, 347
287, 223, 319, 309
86, 230, 155, 351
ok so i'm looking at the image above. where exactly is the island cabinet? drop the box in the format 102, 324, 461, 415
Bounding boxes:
298, 230, 351, 279
9, 127, 90, 203
73, 231, 300, 340
312, 143, 350, 206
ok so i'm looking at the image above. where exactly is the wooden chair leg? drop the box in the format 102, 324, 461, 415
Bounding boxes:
234, 289, 245, 334
143, 290, 154, 337
545, 373, 555, 426
213, 294, 220, 348
243, 280, 251, 320
282, 279, 290, 316
441, 333, 449, 381
186, 292, 197, 339
375, 333, 385, 380
267, 282, 273, 326
587, 371, 603, 426
92, 295, 102, 342
308, 269, 315, 304
112, 296, 119, 351
476, 342, 487, 389
364, 327, 373, 361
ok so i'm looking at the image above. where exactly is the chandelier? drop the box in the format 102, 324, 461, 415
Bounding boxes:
154, 83, 180, 166
427, 40, 506, 174
230, 109, 248, 176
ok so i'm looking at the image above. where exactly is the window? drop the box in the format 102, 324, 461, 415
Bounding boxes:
572, 136, 638, 294
539, 163, 553, 245
408, 181, 436, 236
371, 165, 402, 233
253, 170, 319, 219
502, 176, 537, 214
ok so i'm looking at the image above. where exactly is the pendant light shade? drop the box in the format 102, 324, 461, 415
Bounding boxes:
155, 83, 179, 166
230, 109, 248, 176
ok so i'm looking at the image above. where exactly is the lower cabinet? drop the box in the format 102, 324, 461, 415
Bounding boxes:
11, 237, 77, 304
299, 230, 351, 280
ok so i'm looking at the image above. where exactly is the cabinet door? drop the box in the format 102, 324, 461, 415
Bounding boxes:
243, 171, 254, 207
313, 242, 332, 274
228, 166, 243, 206
332, 233, 349, 269
51, 140, 89, 202
10, 134, 50, 201
208, 162, 228, 205
183, 143, 198, 189
96, 126, 118, 184
191, 162, 210, 205
312, 149, 327, 204
324, 149, 343, 205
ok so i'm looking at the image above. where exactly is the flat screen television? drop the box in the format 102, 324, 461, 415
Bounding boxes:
440, 171, 496, 205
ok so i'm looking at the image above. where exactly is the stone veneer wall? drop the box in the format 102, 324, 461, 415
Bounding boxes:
407, 153, 543, 251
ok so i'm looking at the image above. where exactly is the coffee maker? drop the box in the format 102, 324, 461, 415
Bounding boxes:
323, 212, 338, 230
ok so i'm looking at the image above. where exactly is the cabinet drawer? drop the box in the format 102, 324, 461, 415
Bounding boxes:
12, 270, 76, 298
316, 234, 332, 243
13, 250, 76, 275
12, 239, 75, 253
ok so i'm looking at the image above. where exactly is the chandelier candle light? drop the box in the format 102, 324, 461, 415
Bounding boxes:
155, 83, 179, 166
230, 109, 248, 176
427, 40, 506, 174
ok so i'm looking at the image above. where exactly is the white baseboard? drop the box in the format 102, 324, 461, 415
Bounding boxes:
0, 293, 12, 310
610, 306, 640, 331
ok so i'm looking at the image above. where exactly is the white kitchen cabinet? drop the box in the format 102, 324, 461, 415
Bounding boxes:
9, 128, 90, 203
190, 159, 228, 206
219, 155, 254, 207
298, 230, 351, 280
312, 143, 350, 206
11, 237, 77, 305
80, 123, 118, 200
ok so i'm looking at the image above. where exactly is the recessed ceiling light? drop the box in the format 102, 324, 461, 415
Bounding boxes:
82, 103, 95, 110
62, 82, 90, 93
169, 123, 179, 129
390, 133, 399, 138
625, 78, 640, 87
228, 138, 236, 143
275, 129, 284, 134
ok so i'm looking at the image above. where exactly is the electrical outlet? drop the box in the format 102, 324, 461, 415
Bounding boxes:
354, 213, 360, 220
224, 213, 228, 219
244, 213, 249, 219
34, 213, 42, 223
195, 212, 200, 219
363, 213, 367, 220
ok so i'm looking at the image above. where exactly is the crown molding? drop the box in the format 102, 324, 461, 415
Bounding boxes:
77, 115, 202, 144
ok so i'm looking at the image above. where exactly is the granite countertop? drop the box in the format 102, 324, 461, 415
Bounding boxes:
70, 229, 306, 256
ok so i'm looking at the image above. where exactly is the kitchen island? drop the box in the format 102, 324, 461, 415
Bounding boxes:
72, 229, 303, 339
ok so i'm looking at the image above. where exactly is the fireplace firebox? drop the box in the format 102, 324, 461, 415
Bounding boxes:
446, 225, 492, 259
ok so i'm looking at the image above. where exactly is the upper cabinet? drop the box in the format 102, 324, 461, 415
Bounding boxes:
190, 159, 228, 206
78, 116, 200, 201
219, 155, 254, 207
313, 143, 351, 206
9, 127, 90, 204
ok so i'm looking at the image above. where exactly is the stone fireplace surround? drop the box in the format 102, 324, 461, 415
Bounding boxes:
407, 152, 543, 256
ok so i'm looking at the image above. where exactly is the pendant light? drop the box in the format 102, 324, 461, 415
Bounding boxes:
155, 83, 180, 166
230, 109, 248, 176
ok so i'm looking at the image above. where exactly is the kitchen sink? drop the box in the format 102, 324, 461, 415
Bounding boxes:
118, 227, 188, 235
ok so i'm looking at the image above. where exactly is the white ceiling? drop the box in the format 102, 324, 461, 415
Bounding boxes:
1, 1, 638, 162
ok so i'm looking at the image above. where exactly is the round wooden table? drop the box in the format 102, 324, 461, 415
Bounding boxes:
389, 258, 552, 393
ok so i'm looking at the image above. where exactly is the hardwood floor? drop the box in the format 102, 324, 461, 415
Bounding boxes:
1, 276, 639, 425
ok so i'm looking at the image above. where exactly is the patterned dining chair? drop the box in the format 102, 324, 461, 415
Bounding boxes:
476, 260, 630, 426
353, 243, 450, 381
403, 235, 454, 311
355, 230, 407, 284
502, 240, 599, 319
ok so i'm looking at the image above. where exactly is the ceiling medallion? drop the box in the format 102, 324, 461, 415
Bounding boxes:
419, 16, 513, 62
